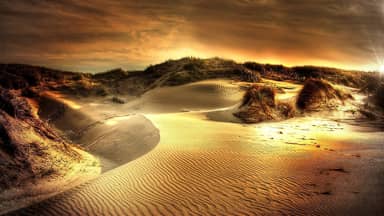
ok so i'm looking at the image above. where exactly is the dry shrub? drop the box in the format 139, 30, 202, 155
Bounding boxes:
234, 85, 295, 123
277, 102, 295, 118
240, 85, 276, 108
93, 84, 109, 97
296, 79, 352, 111
111, 96, 125, 104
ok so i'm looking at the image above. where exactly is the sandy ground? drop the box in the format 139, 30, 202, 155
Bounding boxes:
7, 79, 384, 215
0, 148, 100, 215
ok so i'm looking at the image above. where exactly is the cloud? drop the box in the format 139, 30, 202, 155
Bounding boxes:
0, 0, 383, 72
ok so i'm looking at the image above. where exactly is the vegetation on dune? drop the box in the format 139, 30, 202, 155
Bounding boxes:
243, 62, 379, 88
152, 57, 261, 85
91, 57, 261, 95
296, 79, 352, 111
0, 64, 78, 90
0, 88, 93, 190
1, 57, 378, 98
119, 57, 261, 95
0, 64, 108, 98
240, 85, 276, 108
92, 68, 128, 80
234, 85, 295, 123
373, 83, 384, 109
234, 78, 357, 123
111, 96, 125, 104
357, 74, 384, 109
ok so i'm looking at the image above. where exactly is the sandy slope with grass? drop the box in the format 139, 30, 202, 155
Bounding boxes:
0, 148, 99, 215
8, 79, 384, 215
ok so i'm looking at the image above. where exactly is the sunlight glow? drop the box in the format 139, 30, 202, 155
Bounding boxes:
44, 91, 82, 110
380, 65, 384, 74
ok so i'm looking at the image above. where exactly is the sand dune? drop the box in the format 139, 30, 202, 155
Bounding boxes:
11, 112, 384, 215
38, 91, 160, 172
130, 79, 244, 113
8, 79, 383, 215
79, 115, 160, 171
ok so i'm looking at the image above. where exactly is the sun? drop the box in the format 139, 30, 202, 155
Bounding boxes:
380, 65, 384, 73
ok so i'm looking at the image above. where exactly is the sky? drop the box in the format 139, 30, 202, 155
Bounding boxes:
1, 0, 384, 73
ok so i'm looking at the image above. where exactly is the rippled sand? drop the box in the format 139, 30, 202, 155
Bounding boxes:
9, 79, 384, 215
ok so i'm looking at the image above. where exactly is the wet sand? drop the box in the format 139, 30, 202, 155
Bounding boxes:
8, 79, 384, 215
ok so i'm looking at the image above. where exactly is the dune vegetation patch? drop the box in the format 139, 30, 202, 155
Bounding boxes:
234, 85, 295, 123
296, 79, 352, 111
372, 83, 384, 109
0, 88, 98, 190
243, 62, 379, 88
94, 57, 261, 95
364, 78, 384, 111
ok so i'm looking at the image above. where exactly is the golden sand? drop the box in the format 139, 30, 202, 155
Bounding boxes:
10, 79, 384, 215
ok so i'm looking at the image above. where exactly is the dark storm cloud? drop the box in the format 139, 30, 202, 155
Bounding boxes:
1, 0, 383, 72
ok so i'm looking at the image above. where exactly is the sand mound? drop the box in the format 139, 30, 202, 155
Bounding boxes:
78, 114, 160, 171
296, 79, 352, 111
234, 85, 295, 123
36, 92, 160, 171
135, 80, 244, 113
0, 88, 97, 190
